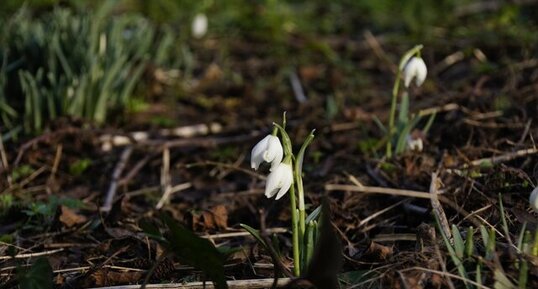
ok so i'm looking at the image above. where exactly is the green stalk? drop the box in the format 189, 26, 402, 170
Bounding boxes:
386, 44, 423, 158
386, 70, 401, 158
295, 130, 315, 242
289, 184, 300, 276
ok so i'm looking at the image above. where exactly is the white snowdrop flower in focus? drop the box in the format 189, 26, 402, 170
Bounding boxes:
265, 162, 293, 200
529, 187, 538, 213
403, 56, 427, 88
251, 135, 283, 171
192, 13, 208, 39
406, 134, 423, 152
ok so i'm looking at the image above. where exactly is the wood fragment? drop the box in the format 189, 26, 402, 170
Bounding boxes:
101, 147, 133, 213
429, 173, 451, 239
88, 278, 292, 289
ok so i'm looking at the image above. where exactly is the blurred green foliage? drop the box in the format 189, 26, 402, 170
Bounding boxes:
0, 0, 536, 134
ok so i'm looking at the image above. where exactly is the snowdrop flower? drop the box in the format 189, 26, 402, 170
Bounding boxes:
265, 162, 293, 200
406, 134, 423, 152
192, 13, 208, 39
530, 187, 538, 213
403, 57, 427, 88
251, 135, 283, 171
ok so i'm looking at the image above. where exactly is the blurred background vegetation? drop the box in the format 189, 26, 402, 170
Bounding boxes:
0, 0, 537, 135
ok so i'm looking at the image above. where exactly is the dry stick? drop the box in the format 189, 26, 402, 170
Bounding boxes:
201, 228, 287, 240
0, 133, 9, 183
101, 147, 133, 213
99, 123, 223, 150
156, 182, 192, 210
468, 147, 538, 167
89, 278, 291, 289
329, 176, 484, 229
289, 71, 307, 103
429, 172, 452, 239
401, 267, 492, 289
0, 248, 63, 260
117, 152, 157, 187
49, 144, 63, 181
156, 146, 171, 209
358, 199, 405, 228
363, 30, 396, 73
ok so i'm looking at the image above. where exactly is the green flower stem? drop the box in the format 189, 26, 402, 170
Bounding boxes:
289, 184, 301, 276
386, 69, 401, 159
295, 131, 315, 244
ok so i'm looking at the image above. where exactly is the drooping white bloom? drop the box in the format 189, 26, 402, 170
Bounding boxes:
265, 162, 293, 200
192, 13, 208, 39
403, 57, 427, 88
529, 187, 538, 213
251, 135, 283, 171
406, 134, 423, 152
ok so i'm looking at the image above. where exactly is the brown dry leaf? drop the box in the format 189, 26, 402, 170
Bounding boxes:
201, 211, 216, 230
59, 206, 87, 228
92, 269, 144, 286
210, 205, 228, 229
192, 205, 229, 230
365, 241, 393, 261
54, 274, 65, 286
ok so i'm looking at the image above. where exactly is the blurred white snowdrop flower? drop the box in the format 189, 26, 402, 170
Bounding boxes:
265, 162, 293, 200
251, 135, 283, 171
192, 13, 208, 39
529, 187, 538, 213
406, 134, 423, 152
403, 56, 427, 88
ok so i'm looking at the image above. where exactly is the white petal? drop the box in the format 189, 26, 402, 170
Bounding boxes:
414, 58, 427, 86
530, 187, 538, 213
266, 137, 283, 171
403, 64, 414, 88
263, 136, 282, 162
192, 14, 208, 38
274, 164, 293, 200
251, 135, 271, 170
403, 57, 427, 88
264, 167, 282, 198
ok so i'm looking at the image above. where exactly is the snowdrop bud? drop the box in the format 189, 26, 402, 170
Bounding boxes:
403, 56, 427, 88
251, 135, 283, 171
530, 187, 538, 213
406, 134, 423, 152
192, 13, 208, 39
265, 162, 293, 200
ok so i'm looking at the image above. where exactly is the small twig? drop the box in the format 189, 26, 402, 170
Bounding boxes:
49, 144, 63, 181
0, 132, 10, 184
118, 153, 154, 186
99, 123, 224, 150
0, 248, 63, 260
101, 147, 133, 213
156, 147, 175, 210
89, 278, 292, 289
358, 200, 405, 228
289, 70, 307, 103
155, 182, 191, 210
400, 267, 492, 289
201, 228, 288, 240
429, 172, 451, 239
468, 147, 538, 167
363, 30, 396, 73
325, 183, 434, 199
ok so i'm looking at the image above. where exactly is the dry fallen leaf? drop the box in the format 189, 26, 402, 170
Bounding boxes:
59, 206, 87, 228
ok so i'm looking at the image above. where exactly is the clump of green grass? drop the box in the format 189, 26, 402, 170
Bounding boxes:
0, 2, 176, 133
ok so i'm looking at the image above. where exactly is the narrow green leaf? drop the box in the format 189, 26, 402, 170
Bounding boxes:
18, 257, 53, 289
306, 205, 322, 224
452, 225, 464, 259
239, 223, 268, 249
161, 214, 228, 289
